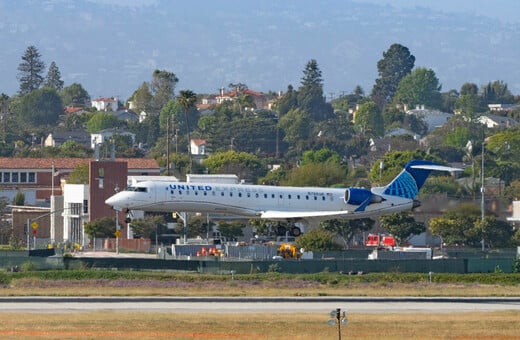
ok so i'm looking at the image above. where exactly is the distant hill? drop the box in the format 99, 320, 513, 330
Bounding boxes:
0, 0, 519, 100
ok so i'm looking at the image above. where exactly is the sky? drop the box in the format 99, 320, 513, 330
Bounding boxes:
1, 0, 519, 102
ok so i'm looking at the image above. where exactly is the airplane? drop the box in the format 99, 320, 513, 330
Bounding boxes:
105, 160, 461, 236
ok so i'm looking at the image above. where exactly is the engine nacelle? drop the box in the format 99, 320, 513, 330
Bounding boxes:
344, 188, 383, 205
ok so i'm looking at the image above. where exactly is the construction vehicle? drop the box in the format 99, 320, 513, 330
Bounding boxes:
277, 243, 301, 259
365, 233, 396, 249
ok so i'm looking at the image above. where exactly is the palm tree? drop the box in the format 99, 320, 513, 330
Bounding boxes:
176, 90, 197, 173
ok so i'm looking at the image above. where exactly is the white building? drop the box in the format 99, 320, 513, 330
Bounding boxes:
62, 184, 89, 247
91, 97, 118, 111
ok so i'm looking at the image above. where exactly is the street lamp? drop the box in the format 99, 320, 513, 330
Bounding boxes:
327, 308, 347, 340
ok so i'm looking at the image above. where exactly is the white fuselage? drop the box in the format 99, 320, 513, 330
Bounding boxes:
105, 181, 413, 223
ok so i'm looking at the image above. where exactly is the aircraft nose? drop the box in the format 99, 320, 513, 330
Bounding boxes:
105, 193, 123, 207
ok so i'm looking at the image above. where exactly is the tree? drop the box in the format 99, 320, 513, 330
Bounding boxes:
216, 221, 245, 241
455, 93, 484, 121
282, 162, 347, 187
379, 212, 425, 244
177, 90, 198, 173
274, 85, 298, 116
44, 61, 64, 91
17, 45, 45, 94
203, 150, 265, 182
151, 69, 179, 112
130, 215, 165, 239
13, 192, 25, 206
460, 82, 478, 96
354, 101, 384, 136
297, 59, 332, 121
321, 218, 374, 248
294, 228, 342, 251
60, 83, 90, 107
278, 108, 312, 154
393, 68, 442, 109
67, 163, 89, 184
129, 82, 153, 113
481, 80, 514, 105
84, 217, 116, 239
429, 203, 482, 246
371, 43, 415, 109
18, 87, 62, 126
86, 112, 121, 133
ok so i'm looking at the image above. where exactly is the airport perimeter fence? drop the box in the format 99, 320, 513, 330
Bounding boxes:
0, 250, 518, 274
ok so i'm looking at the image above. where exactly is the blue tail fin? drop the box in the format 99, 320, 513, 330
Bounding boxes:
382, 160, 445, 199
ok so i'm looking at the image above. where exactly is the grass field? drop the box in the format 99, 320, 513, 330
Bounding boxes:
0, 311, 519, 339
1, 270, 519, 339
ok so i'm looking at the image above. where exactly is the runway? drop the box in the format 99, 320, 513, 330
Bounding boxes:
1, 296, 519, 314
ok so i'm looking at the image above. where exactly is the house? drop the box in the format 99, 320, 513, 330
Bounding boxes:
406, 106, 453, 133
64, 106, 88, 115
114, 109, 139, 122
488, 103, 520, 112
478, 114, 518, 129
91, 97, 119, 111
216, 88, 270, 110
190, 139, 207, 156
44, 130, 91, 148
90, 128, 136, 149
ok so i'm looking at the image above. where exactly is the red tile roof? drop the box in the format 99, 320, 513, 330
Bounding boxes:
0, 158, 159, 170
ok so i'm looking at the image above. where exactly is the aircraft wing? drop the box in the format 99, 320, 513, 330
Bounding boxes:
260, 210, 352, 219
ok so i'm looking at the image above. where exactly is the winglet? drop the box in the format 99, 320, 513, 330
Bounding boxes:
382, 160, 461, 199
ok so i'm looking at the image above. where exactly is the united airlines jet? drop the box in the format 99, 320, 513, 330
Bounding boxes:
105, 160, 460, 233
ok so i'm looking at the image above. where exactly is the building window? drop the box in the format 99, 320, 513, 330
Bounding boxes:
83, 200, 88, 214
3, 172, 9, 183
20, 173, 27, 183
28, 172, 35, 183
11, 172, 18, 182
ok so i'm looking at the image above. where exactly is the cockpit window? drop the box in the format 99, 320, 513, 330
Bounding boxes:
125, 186, 147, 192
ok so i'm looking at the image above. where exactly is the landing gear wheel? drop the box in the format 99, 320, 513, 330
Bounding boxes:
290, 226, 301, 237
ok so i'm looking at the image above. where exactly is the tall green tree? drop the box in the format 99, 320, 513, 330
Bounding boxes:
18, 87, 62, 125
297, 59, 332, 121
177, 90, 198, 172
321, 218, 374, 248
379, 212, 425, 244
129, 82, 153, 113
217, 221, 245, 241
295, 228, 342, 251
278, 108, 312, 155
274, 85, 298, 116
393, 67, 442, 109
84, 217, 116, 239
151, 69, 179, 113
354, 101, 384, 136
481, 80, 514, 105
202, 150, 265, 182
44, 61, 64, 91
59, 83, 90, 107
86, 112, 121, 133
17, 45, 45, 94
371, 43, 415, 109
